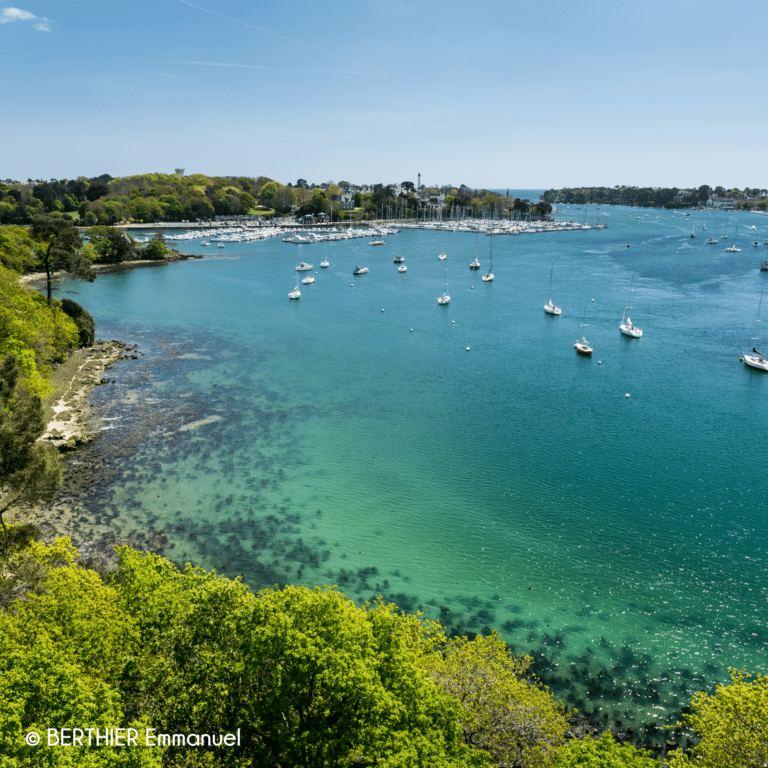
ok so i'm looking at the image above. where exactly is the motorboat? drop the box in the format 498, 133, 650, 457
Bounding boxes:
397, 264, 407, 272
370, 240, 385, 246
394, 255, 405, 263
353, 266, 369, 275
301, 275, 315, 284
469, 258, 481, 269
296, 262, 313, 271
320, 257, 329, 268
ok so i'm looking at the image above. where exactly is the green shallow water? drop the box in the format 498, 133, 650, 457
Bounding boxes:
51, 206, 768, 741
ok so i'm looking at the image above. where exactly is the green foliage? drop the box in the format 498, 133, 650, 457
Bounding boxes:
423, 631, 569, 768
553, 731, 658, 767
667, 668, 768, 768
86, 226, 135, 264
59, 299, 95, 347
0, 265, 80, 394
0, 225, 37, 273
0, 355, 62, 554
112, 549, 487, 767
143, 239, 169, 260
0, 540, 162, 767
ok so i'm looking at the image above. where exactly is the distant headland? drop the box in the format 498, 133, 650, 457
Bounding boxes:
542, 185, 767, 210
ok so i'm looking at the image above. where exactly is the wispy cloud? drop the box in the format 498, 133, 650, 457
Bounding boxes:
1, 6, 52, 30
169, 59, 367, 76
176, 0, 386, 75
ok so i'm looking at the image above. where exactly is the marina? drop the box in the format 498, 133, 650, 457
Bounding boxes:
48, 201, 768, 744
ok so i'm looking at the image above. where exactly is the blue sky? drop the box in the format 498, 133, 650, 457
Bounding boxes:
2, 0, 766, 189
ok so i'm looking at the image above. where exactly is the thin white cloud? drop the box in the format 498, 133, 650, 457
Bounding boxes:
1, 6, 52, 30
176, 0, 386, 74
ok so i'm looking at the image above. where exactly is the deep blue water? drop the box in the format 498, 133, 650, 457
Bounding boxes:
53, 205, 768, 739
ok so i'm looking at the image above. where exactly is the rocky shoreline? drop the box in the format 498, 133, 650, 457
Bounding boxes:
40, 340, 137, 451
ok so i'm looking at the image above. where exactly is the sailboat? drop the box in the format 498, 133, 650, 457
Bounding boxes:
469, 233, 481, 269
724, 223, 741, 253
288, 273, 301, 300
574, 306, 593, 356
481, 235, 494, 282
437, 265, 450, 304
690, 220, 696, 238
619, 270, 643, 337
543, 262, 561, 315
742, 289, 768, 371
438, 233, 447, 260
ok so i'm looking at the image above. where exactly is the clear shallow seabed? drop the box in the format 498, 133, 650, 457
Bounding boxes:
52, 203, 768, 740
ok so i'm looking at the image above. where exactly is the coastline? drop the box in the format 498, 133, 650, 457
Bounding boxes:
20, 253, 204, 290
41, 340, 135, 451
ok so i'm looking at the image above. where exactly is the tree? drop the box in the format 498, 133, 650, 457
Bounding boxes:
258, 181, 278, 208
668, 669, 768, 768
143, 238, 169, 260
31, 215, 94, 304
239, 191, 255, 214
86, 225, 134, 264
553, 731, 659, 767
423, 632, 569, 768
60, 299, 95, 347
113, 550, 487, 768
0, 354, 62, 554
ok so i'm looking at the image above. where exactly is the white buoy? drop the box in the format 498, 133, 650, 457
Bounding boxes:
452, 320, 455, 324
598, 360, 602, 364
625, 393, 631, 398
381, 308, 384, 313
410, 328, 413, 332
466, 346, 471, 351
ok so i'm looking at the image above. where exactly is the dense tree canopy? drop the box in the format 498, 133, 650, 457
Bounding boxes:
667, 669, 768, 768
0, 355, 62, 555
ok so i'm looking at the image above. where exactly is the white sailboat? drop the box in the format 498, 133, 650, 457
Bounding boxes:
470, 232, 481, 269
289, 273, 301, 300
438, 233, 447, 260
437, 265, 450, 304
619, 270, 643, 337
724, 224, 741, 253
543, 262, 561, 315
574, 306, 593, 356
482, 235, 494, 282
742, 289, 768, 371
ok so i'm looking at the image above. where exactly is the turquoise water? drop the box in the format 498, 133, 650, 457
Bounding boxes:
54, 206, 768, 741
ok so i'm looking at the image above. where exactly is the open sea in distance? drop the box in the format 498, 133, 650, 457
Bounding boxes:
51, 195, 768, 741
